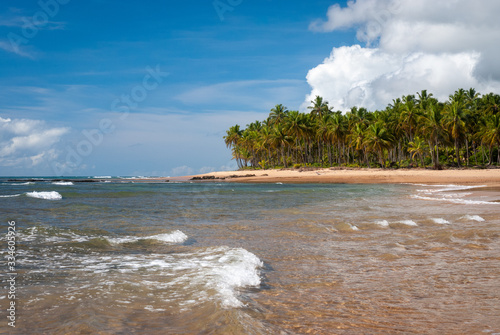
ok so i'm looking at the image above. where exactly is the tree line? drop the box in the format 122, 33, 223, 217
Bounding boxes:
224, 89, 500, 169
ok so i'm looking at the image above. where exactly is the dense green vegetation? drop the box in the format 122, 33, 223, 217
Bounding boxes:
224, 89, 500, 169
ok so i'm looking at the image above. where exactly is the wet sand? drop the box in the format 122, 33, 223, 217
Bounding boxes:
183, 168, 500, 186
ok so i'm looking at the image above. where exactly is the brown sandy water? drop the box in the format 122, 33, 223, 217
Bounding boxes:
1, 180, 499, 334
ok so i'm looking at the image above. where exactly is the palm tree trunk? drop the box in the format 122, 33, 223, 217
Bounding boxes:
327, 143, 332, 166
472, 141, 477, 165
281, 146, 287, 168
435, 138, 440, 169
343, 142, 346, 165
466, 138, 469, 167
428, 140, 434, 167
398, 140, 402, 165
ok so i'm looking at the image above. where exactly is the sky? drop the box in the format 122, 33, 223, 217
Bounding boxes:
1, 0, 499, 176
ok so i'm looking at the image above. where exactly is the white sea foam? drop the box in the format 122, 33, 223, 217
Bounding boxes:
26, 191, 62, 200
124, 176, 159, 180
375, 220, 389, 227
431, 218, 450, 224
52, 181, 74, 186
144, 305, 166, 312
412, 195, 496, 205
399, 220, 418, 226
412, 184, 497, 205
151, 231, 189, 243
415, 184, 482, 192
20, 227, 188, 245
207, 247, 263, 307
107, 230, 188, 244
18, 227, 90, 243
50, 246, 263, 308
94, 176, 112, 179
0, 194, 21, 198
462, 215, 485, 222
348, 223, 359, 231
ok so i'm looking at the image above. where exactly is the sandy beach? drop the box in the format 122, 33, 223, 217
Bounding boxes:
184, 168, 500, 186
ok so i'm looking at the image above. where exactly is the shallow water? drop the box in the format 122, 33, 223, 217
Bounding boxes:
1, 180, 499, 334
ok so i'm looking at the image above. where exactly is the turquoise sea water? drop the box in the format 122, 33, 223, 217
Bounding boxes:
1, 178, 500, 334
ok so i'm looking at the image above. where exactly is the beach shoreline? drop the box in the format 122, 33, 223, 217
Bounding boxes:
180, 167, 500, 187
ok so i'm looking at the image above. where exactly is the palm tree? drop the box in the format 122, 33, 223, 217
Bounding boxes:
224, 87, 499, 169
285, 110, 307, 163
482, 93, 500, 115
364, 122, 394, 167
271, 124, 291, 167
224, 125, 243, 168
224, 125, 241, 148
416, 89, 435, 111
316, 114, 333, 165
408, 136, 428, 167
465, 88, 480, 109
444, 100, 466, 166
268, 104, 288, 125
481, 114, 500, 165
419, 102, 445, 169
450, 88, 467, 106
399, 94, 419, 142
348, 122, 367, 165
258, 125, 274, 165
308, 96, 331, 119
330, 112, 347, 164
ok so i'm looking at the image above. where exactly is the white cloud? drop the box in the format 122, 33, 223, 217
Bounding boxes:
171, 165, 194, 177
0, 39, 35, 58
310, 0, 401, 36
0, 117, 69, 170
306, 0, 500, 111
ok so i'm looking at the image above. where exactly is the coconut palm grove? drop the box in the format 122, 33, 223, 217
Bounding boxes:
224, 89, 500, 170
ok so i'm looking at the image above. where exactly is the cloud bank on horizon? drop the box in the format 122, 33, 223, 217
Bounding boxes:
0, 116, 69, 170
304, 0, 500, 111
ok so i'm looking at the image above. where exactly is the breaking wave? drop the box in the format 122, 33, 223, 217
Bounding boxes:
411, 184, 498, 205
0, 194, 21, 198
52, 181, 74, 186
26, 191, 62, 200
461, 215, 485, 222
107, 230, 189, 244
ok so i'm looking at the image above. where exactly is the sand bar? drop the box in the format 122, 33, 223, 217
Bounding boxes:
183, 168, 500, 186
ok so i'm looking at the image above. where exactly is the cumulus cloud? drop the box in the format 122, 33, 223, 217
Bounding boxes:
0, 117, 69, 169
306, 0, 500, 111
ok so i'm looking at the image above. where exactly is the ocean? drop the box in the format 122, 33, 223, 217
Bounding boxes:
1, 178, 499, 334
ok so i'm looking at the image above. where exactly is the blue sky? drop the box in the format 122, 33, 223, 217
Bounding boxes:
1, 0, 499, 176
